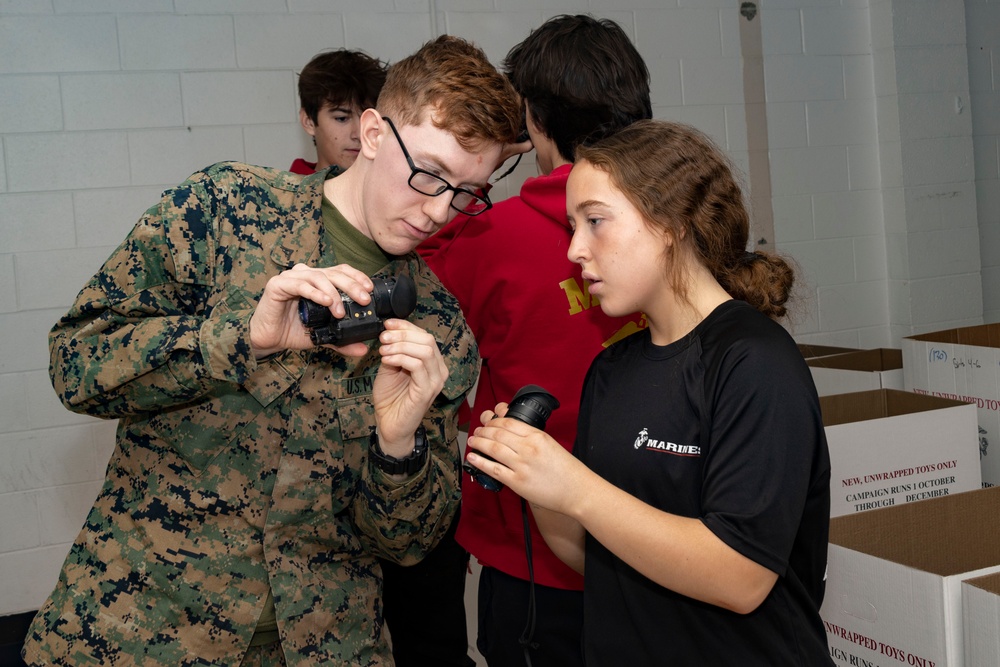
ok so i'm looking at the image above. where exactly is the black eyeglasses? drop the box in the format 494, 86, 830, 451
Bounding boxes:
382, 116, 493, 217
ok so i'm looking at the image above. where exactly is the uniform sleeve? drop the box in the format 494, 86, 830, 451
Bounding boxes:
350, 272, 480, 565
699, 335, 825, 576
48, 170, 260, 418
418, 217, 483, 426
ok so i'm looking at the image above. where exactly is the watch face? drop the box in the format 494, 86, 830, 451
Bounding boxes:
371, 426, 428, 475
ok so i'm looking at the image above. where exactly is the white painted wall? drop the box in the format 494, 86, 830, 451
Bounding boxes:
0, 1, 994, 655
763, 2, 888, 348
967, 0, 1000, 324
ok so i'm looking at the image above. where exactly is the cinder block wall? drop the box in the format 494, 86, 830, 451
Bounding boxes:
967, 0, 1000, 324
0, 0, 996, 644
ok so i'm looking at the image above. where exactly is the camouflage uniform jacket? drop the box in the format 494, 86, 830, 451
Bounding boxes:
22, 163, 478, 667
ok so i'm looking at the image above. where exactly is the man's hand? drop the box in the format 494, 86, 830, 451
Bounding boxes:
498, 136, 533, 165
371, 319, 449, 458
490, 136, 534, 184
249, 263, 374, 358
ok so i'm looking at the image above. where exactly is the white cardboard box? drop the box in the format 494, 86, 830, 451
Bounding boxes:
902, 324, 1000, 487
798, 343, 859, 359
821, 389, 982, 517
809, 348, 904, 396
962, 571, 1000, 667
822, 487, 1000, 667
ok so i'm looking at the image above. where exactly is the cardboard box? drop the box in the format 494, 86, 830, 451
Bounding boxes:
821, 389, 982, 517
962, 571, 1000, 667
822, 487, 1000, 667
798, 343, 860, 359
809, 348, 904, 396
902, 324, 1000, 487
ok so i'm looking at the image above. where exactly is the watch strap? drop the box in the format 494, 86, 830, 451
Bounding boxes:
369, 425, 428, 475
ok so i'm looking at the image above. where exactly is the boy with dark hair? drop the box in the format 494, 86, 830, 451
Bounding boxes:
419, 15, 652, 667
292, 49, 388, 175
23, 35, 520, 667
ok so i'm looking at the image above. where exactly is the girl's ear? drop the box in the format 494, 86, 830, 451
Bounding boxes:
663, 224, 688, 249
359, 108, 383, 160
662, 227, 676, 248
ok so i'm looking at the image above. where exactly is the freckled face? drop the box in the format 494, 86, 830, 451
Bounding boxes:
566, 161, 670, 319
359, 111, 502, 256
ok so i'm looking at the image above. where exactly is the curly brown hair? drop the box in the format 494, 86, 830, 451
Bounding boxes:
575, 119, 795, 320
377, 35, 522, 151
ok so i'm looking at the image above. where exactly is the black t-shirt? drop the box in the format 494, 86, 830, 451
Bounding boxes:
574, 300, 834, 666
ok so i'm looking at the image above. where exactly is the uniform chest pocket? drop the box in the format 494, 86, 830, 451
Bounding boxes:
336, 377, 377, 442
333, 383, 376, 506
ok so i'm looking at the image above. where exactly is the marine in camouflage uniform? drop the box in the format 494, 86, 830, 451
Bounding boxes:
21, 162, 477, 666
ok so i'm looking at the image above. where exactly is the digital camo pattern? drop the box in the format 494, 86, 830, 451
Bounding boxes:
22, 163, 478, 667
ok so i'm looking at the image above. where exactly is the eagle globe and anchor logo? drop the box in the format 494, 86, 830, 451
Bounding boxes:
634, 427, 649, 450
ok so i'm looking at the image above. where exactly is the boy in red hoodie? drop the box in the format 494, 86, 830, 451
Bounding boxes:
419, 14, 651, 667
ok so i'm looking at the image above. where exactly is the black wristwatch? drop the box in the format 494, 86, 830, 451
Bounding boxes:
369, 425, 429, 475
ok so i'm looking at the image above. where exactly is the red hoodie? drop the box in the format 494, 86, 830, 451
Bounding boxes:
419, 164, 645, 589
289, 158, 317, 175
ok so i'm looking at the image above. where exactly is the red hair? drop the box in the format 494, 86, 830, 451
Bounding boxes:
377, 35, 522, 150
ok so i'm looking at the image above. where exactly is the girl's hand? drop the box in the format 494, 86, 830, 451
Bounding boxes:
466, 405, 588, 515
